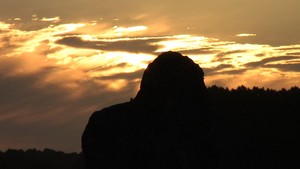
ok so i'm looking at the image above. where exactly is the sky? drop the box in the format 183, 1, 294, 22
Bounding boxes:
1, 0, 300, 152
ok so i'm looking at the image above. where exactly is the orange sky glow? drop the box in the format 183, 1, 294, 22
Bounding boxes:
1, 0, 300, 152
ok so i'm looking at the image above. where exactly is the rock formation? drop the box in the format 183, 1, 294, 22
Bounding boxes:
82, 51, 217, 169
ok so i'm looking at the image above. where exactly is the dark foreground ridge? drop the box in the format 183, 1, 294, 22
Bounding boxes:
82, 52, 217, 169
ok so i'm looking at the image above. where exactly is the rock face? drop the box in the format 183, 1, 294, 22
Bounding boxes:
82, 52, 217, 169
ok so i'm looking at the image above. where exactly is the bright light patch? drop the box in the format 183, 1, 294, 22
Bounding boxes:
236, 33, 256, 37
53, 23, 86, 35
40, 17, 61, 23
116, 52, 154, 70
0, 22, 10, 30
114, 26, 148, 33
153, 35, 209, 52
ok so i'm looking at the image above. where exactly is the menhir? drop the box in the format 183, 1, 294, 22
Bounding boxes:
82, 51, 217, 169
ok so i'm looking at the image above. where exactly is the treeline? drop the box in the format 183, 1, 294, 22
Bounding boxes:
207, 85, 299, 169
0, 148, 84, 169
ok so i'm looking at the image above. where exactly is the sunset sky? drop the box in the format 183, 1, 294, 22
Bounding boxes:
1, 0, 300, 152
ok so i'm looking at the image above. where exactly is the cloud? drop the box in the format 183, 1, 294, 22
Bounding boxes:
264, 63, 300, 72
176, 48, 216, 55
244, 56, 300, 68
204, 64, 235, 75
99, 69, 144, 80
287, 52, 300, 56
214, 50, 248, 61
86, 63, 129, 72
275, 47, 300, 51
56, 36, 161, 53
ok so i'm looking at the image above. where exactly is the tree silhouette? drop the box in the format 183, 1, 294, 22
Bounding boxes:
0, 148, 83, 169
207, 85, 299, 169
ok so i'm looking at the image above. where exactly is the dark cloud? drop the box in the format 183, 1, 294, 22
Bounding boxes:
255, 53, 266, 57
217, 69, 247, 75
203, 64, 245, 76
56, 36, 161, 53
275, 47, 300, 51
287, 52, 300, 56
0, 30, 10, 33
176, 48, 216, 55
214, 50, 247, 62
205, 68, 247, 76
216, 50, 247, 57
203, 64, 234, 75
99, 69, 144, 81
264, 63, 300, 72
87, 63, 129, 72
0, 36, 19, 54
244, 56, 300, 67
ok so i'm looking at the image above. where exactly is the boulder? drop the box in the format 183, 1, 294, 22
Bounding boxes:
82, 51, 217, 169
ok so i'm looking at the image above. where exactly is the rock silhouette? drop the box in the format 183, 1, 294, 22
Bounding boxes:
82, 52, 217, 169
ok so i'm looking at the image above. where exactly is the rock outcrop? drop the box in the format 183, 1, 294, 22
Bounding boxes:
82, 51, 217, 169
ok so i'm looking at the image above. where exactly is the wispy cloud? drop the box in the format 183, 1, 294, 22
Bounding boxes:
244, 56, 300, 68
56, 36, 161, 53
264, 63, 300, 72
